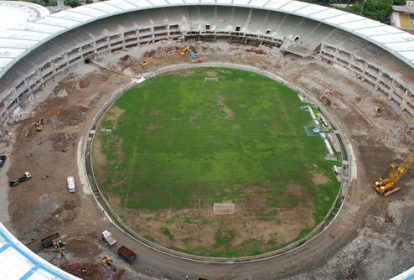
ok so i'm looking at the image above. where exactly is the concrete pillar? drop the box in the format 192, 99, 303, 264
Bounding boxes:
401, 89, 409, 110
388, 79, 395, 100
57, 0, 64, 11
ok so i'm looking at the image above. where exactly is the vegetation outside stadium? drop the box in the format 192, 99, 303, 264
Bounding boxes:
92, 67, 341, 257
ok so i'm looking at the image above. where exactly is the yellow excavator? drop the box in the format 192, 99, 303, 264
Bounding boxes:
374, 150, 414, 196
180, 45, 191, 55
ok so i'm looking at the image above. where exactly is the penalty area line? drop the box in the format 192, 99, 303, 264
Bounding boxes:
125, 146, 138, 208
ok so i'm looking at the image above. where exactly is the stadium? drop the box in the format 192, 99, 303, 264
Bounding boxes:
0, 0, 414, 279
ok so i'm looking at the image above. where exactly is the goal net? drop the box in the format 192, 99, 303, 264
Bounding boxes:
213, 203, 235, 214
205, 77, 218, 82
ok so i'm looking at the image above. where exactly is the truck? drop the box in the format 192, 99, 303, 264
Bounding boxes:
67, 176, 76, 193
9, 172, 32, 187
101, 230, 117, 246
0, 155, 6, 167
41, 233, 60, 249
117, 245, 137, 264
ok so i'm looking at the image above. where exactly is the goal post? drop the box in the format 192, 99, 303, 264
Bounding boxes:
204, 77, 218, 82
213, 203, 235, 214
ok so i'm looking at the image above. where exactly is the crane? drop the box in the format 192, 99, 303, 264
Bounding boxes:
374, 150, 414, 196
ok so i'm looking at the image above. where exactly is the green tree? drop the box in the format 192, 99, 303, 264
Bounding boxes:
345, 0, 393, 21
65, 0, 80, 7
393, 0, 406, 5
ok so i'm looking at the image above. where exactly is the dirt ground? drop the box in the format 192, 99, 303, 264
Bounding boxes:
1, 39, 414, 280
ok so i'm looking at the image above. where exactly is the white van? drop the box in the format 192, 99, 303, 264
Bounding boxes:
67, 176, 76, 193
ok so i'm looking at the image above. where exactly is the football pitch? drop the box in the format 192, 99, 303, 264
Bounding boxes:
95, 67, 339, 224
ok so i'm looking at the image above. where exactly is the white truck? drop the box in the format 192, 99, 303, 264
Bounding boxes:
67, 176, 76, 193
101, 230, 117, 246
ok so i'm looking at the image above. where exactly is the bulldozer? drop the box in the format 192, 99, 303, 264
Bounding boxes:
374, 150, 414, 196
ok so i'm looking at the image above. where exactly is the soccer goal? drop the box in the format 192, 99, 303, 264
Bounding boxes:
205, 77, 219, 82
213, 203, 235, 214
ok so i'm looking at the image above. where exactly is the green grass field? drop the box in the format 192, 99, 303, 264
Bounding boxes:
95, 68, 340, 225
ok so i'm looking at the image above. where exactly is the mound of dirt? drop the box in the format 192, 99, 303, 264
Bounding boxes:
79, 80, 90, 89
245, 48, 266, 55
65, 238, 102, 257
60, 262, 107, 280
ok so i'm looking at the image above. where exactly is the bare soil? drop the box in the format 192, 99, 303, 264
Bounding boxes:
312, 173, 330, 186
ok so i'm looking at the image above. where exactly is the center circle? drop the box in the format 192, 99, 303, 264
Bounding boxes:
91, 67, 341, 257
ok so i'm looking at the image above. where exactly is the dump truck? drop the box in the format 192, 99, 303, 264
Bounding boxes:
41, 233, 60, 249
101, 230, 117, 246
117, 245, 137, 264
9, 172, 32, 187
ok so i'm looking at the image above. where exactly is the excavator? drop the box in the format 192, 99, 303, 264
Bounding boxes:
180, 45, 191, 55
374, 150, 414, 196
180, 45, 202, 62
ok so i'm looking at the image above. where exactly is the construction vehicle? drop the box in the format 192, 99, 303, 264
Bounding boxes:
101, 256, 114, 267
180, 45, 202, 62
374, 150, 414, 196
117, 245, 137, 264
101, 230, 117, 246
375, 106, 382, 117
52, 238, 65, 256
36, 118, 44, 131
41, 233, 60, 249
0, 155, 6, 167
9, 172, 32, 187
180, 45, 191, 55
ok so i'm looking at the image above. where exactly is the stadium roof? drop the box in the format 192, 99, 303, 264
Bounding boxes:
0, 1, 49, 31
1, 0, 414, 76
0, 222, 80, 280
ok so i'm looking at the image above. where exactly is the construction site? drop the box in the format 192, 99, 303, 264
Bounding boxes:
1, 1, 414, 280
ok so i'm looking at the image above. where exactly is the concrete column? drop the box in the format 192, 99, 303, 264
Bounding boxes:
401, 89, 409, 110
334, 47, 339, 62
246, 9, 253, 30
52, 61, 57, 74
388, 79, 395, 100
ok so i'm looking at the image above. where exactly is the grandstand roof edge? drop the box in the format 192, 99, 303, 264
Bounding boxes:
0, 222, 82, 280
0, 0, 413, 78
